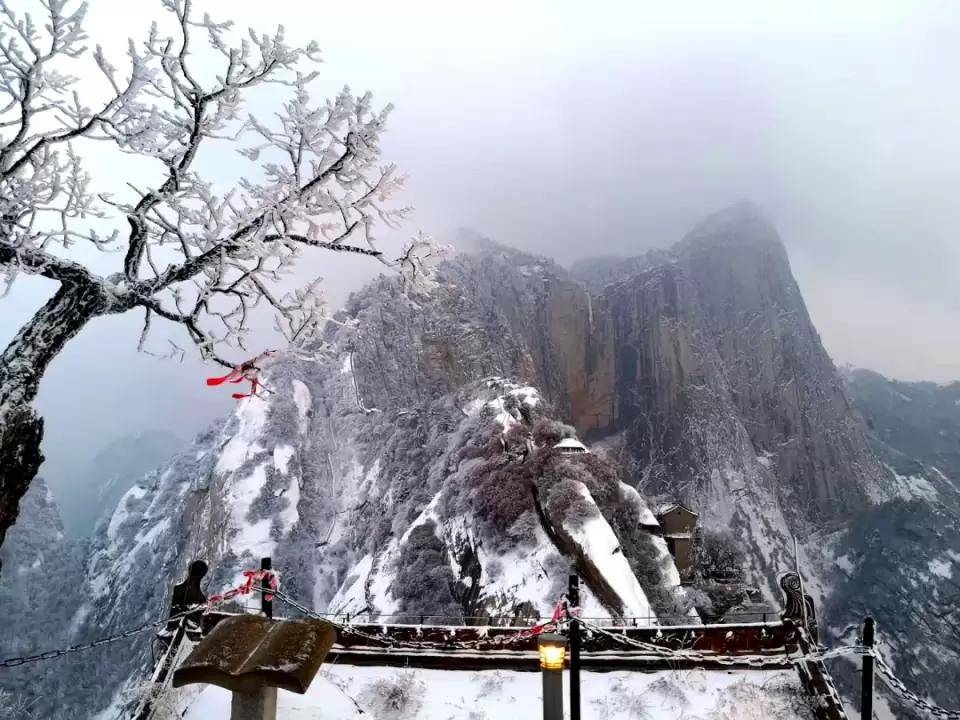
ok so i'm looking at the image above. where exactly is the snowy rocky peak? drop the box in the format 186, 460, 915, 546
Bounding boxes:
8, 204, 953, 718
0, 477, 64, 577
677, 200, 781, 253
570, 202, 886, 528
325, 376, 692, 624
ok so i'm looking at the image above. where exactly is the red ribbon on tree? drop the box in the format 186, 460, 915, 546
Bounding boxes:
206, 350, 276, 400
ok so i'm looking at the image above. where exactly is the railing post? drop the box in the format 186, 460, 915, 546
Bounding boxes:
568, 574, 581, 720
260, 557, 273, 620
861, 617, 875, 720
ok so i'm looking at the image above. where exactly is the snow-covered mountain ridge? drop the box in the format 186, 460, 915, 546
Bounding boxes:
2, 202, 956, 718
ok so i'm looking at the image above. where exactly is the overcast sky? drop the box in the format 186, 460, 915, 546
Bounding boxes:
3, 0, 959, 500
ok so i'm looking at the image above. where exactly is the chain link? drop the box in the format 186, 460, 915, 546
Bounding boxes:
273, 589, 561, 650
0, 568, 276, 670
1, 616, 168, 668
578, 619, 868, 669
873, 647, 960, 719
273, 590, 864, 664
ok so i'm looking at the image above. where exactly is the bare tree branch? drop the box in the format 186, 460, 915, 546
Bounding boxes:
0, 0, 438, 373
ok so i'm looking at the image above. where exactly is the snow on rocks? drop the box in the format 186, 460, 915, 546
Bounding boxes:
561, 483, 656, 622
224, 463, 275, 562
472, 521, 568, 617
273, 445, 295, 474
928, 555, 956, 580
106, 484, 147, 541
215, 389, 271, 474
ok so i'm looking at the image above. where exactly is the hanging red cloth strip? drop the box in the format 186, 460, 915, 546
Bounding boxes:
205, 568, 280, 608
205, 351, 276, 400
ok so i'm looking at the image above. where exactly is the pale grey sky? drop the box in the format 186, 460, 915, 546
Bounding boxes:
3, 0, 959, 500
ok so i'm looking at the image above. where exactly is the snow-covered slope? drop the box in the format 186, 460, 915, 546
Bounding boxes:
183, 666, 814, 720
59, 429, 182, 537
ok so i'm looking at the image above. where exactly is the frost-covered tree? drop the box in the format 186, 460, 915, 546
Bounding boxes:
0, 0, 432, 562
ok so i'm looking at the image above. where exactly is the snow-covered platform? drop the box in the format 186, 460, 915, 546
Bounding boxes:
183, 665, 814, 719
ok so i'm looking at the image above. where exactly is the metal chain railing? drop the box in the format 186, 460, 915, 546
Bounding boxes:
275, 589, 861, 666
874, 646, 960, 719
0, 568, 274, 669
273, 589, 566, 650
0, 616, 170, 669
577, 618, 868, 669
6, 572, 959, 720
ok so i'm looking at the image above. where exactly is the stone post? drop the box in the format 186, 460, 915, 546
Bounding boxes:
231, 687, 277, 720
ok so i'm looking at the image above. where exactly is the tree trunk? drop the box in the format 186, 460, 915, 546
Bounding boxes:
0, 281, 108, 571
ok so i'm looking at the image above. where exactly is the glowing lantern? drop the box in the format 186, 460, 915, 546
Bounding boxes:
537, 633, 567, 671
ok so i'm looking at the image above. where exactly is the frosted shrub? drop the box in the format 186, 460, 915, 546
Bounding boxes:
532, 419, 576, 446
360, 670, 426, 719
393, 521, 461, 620
505, 510, 539, 545
467, 457, 535, 534
690, 529, 749, 620
477, 670, 506, 696
591, 678, 651, 720
125, 683, 179, 720
545, 478, 600, 527
457, 424, 505, 462
646, 676, 689, 708
0, 691, 34, 720
714, 677, 815, 720
693, 530, 744, 582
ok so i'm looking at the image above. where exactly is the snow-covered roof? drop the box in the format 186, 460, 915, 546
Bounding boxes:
183, 665, 814, 719
553, 437, 589, 452
656, 502, 699, 517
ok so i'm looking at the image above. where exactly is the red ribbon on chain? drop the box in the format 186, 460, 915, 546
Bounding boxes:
206, 569, 280, 608
481, 597, 572, 646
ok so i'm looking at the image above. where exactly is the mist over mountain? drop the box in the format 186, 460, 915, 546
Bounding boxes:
55, 430, 183, 537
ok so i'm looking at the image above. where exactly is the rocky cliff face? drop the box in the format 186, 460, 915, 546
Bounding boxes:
575, 203, 885, 529
823, 369, 960, 718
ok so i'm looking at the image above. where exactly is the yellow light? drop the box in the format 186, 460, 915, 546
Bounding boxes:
538, 633, 567, 671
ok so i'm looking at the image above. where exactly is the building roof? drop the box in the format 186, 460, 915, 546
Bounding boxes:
183, 665, 814, 720
656, 502, 699, 517
720, 602, 781, 624
553, 437, 589, 452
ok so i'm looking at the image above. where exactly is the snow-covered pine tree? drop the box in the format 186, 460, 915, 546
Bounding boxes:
0, 0, 434, 564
